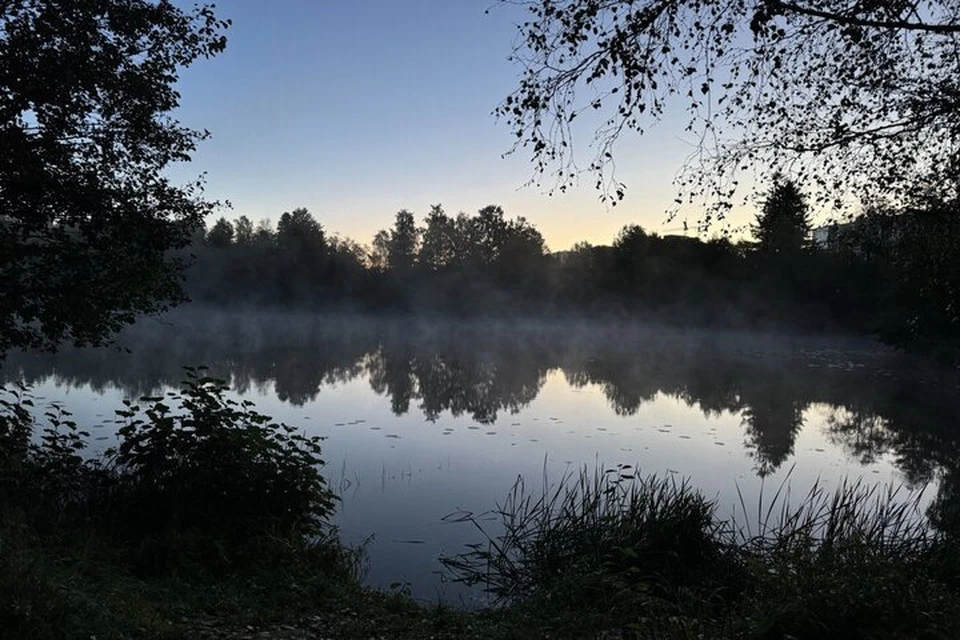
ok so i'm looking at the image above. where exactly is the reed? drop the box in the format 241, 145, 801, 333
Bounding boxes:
442, 465, 960, 638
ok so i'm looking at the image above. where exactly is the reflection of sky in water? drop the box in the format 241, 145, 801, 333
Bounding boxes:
20, 366, 928, 605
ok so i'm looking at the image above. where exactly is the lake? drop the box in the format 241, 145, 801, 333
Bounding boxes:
2, 310, 958, 604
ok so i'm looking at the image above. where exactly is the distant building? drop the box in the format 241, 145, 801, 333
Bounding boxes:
548, 249, 576, 264
811, 222, 855, 251
812, 215, 914, 254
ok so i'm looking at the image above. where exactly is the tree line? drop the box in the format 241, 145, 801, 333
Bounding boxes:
186, 179, 960, 359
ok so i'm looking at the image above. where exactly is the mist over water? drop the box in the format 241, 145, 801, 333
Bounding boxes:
3, 309, 958, 603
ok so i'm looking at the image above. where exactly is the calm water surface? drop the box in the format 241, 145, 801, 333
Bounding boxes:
3, 311, 958, 604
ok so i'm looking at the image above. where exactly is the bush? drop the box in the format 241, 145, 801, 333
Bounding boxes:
1, 384, 109, 530
1, 368, 337, 573
0, 373, 362, 637
106, 368, 336, 547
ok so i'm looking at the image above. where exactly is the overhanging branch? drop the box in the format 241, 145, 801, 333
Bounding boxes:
773, 1, 960, 33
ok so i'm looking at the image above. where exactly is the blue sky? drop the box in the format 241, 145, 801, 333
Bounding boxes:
168, 1, 717, 250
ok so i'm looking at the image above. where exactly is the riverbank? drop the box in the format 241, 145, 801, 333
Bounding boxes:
6, 475, 960, 640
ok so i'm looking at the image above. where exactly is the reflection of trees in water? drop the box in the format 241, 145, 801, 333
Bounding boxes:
2, 312, 957, 490
561, 341, 812, 475
564, 358, 661, 416
562, 345, 746, 418
930, 468, 960, 537
821, 388, 960, 535
822, 385, 960, 488
367, 341, 418, 416
824, 406, 891, 467
0, 313, 378, 406
739, 383, 807, 477
367, 327, 550, 423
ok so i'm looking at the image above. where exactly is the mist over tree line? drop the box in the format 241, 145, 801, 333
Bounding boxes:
186, 180, 960, 360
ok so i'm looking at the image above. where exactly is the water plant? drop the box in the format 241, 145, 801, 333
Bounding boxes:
441, 465, 730, 605
442, 465, 960, 638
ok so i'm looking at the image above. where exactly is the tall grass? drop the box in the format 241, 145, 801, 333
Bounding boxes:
442, 465, 960, 638
733, 471, 933, 560
442, 465, 733, 604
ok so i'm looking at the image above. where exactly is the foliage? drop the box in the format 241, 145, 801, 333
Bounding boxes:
108, 368, 336, 547
183, 190, 960, 357
826, 193, 960, 354
0, 0, 230, 355
0, 370, 337, 575
441, 466, 732, 605
0, 378, 473, 640
0, 382, 33, 472
187, 204, 550, 313
419, 204, 459, 271
495, 0, 960, 217
385, 210, 420, 272
277, 207, 326, 256
207, 217, 236, 247
752, 177, 811, 258
0, 384, 108, 527
443, 465, 960, 638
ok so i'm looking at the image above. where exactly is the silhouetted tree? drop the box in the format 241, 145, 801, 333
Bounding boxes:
370, 230, 391, 272
612, 225, 652, 298
174, 191, 955, 356
327, 236, 367, 268
451, 213, 478, 269
753, 178, 811, 259
502, 217, 546, 263
386, 210, 420, 272
552, 242, 598, 305
277, 208, 326, 256
419, 205, 458, 272
471, 205, 509, 266
853, 195, 960, 351
271, 208, 325, 302
206, 217, 235, 248
233, 216, 255, 246
497, 216, 547, 291
0, 0, 229, 354
253, 219, 275, 248
497, 1, 960, 214
323, 235, 369, 299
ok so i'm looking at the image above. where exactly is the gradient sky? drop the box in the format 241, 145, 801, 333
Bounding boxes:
168, 1, 745, 251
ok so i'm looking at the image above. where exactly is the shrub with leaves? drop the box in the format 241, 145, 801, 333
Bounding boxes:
0, 385, 107, 527
0, 383, 33, 480
108, 367, 336, 546
0, 373, 359, 637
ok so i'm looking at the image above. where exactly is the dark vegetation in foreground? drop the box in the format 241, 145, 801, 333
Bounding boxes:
443, 468, 960, 638
2, 374, 959, 638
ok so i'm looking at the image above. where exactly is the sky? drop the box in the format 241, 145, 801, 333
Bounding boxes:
168, 1, 742, 251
